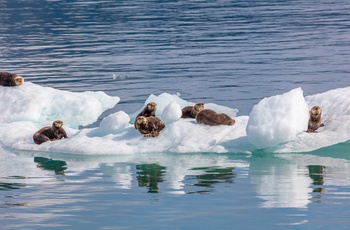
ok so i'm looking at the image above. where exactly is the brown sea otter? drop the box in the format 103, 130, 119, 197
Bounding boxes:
181, 102, 205, 118
306, 105, 324, 133
33, 120, 68, 144
0, 72, 24, 86
135, 116, 165, 137
134, 102, 157, 128
196, 109, 235, 126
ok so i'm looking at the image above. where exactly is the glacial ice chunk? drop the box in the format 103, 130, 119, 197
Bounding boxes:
246, 88, 309, 149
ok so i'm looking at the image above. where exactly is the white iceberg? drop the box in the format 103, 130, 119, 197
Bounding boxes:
246, 88, 309, 149
274, 86, 350, 152
0, 82, 349, 155
0, 82, 119, 128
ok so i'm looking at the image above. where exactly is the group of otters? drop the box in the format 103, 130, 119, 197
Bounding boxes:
1, 71, 325, 145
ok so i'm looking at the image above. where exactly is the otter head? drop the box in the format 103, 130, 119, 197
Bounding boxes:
14, 75, 24, 86
191, 102, 205, 117
194, 102, 204, 112
310, 106, 322, 119
146, 102, 157, 112
136, 116, 148, 125
52, 120, 63, 129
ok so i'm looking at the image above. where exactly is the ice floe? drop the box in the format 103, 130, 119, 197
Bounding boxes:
0, 82, 349, 154
246, 87, 309, 149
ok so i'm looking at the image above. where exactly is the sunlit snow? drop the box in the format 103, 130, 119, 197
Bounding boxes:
0, 82, 349, 154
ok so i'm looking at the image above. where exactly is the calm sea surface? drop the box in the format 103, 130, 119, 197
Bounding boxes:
1, 0, 350, 229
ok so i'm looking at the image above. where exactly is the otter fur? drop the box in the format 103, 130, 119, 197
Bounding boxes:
33, 120, 68, 144
134, 102, 157, 129
307, 105, 324, 133
196, 109, 235, 126
0, 72, 24, 86
181, 102, 205, 118
135, 116, 165, 137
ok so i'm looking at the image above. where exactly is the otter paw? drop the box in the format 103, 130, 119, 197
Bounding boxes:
151, 131, 160, 137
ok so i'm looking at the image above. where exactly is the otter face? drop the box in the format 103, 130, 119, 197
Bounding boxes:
147, 102, 157, 111
194, 102, 205, 112
136, 116, 147, 125
14, 76, 24, 86
310, 106, 322, 118
53, 120, 63, 129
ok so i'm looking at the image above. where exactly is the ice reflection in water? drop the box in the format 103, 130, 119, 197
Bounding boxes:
249, 152, 312, 208
1, 144, 350, 228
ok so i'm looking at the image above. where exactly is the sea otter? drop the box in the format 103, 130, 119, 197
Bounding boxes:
134, 102, 157, 128
135, 116, 165, 137
33, 120, 68, 144
0, 72, 24, 86
181, 102, 205, 118
306, 105, 324, 133
196, 109, 235, 126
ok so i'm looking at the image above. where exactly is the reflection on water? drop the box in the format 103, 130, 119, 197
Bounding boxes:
250, 152, 313, 209
0, 182, 27, 191
185, 166, 236, 194
0, 175, 27, 191
34, 157, 67, 175
1, 148, 350, 228
193, 166, 236, 187
100, 163, 133, 189
0, 201, 29, 208
0, 176, 28, 209
0, 2, 348, 227
136, 164, 166, 193
308, 165, 325, 193
2, 0, 350, 115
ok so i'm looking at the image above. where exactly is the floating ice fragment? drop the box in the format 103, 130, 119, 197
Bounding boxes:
273, 86, 350, 152
0, 82, 348, 155
246, 88, 309, 149
112, 74, 128, 80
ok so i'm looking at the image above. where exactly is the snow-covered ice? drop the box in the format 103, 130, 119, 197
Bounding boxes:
0, 82, 349, 155
246, 87, 309, 149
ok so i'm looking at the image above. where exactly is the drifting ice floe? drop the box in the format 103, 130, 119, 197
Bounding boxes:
246, 87, 309, 149
0, 82, 349, 155
273, 86, 350, 152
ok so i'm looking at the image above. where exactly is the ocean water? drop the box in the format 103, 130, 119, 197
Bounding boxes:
1, 0, 350, 229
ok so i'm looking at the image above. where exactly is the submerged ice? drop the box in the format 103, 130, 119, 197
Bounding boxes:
0, 82, 349, 155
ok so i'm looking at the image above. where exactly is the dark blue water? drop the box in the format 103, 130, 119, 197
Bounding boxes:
2, 0, 350, 115
1, 0, 350, 229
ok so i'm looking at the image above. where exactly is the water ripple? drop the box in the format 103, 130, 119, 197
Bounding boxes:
1, 0, 350, 115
